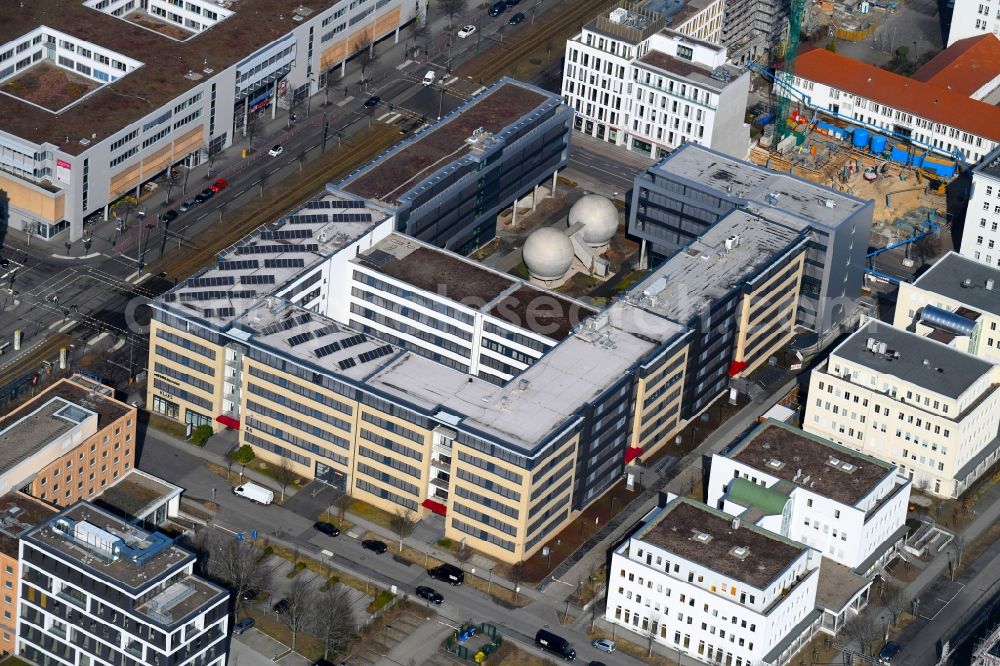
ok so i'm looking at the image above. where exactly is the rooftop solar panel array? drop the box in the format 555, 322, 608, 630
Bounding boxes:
286, 214, 329, 225
314, 341, 343, 358
330, 213, 371, 223
202, 307, 236, 319
358, 345, 395, 363
179, 290, 257, 302
314, 324, 340, 337
340, 334, 366, 349
337, 357, 357, 370
342, 200, 367, 208
236, 243, 321, 254
259, 313, 313, 336
288, 332, 315, 347
304, 200, 333, 209
241, 274, 277, 285
187, 276, 235, 288
264, 258, 306, 269
218, 260, 260, 271
260, 229, 314, 240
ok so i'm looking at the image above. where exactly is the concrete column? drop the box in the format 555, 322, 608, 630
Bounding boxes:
341, 59, 346, 77
271, 79, 278, 120
639, 239, 648, 270
532, 183, 539, 210
102, 203, 110, 221
511, 201, 518, 227
242, 96, 249, 137
551, 168, 558, 192
394, 26, 400, 44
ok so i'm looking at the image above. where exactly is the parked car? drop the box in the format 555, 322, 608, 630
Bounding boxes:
179, 200, 196, 212
879, 642, 902, 665
508, 11, 525, 24
423, 70, 436, 86
0, 257, 9, 268
415, 586, 443, 605
457, 24, 476, 38
233, 618, 255, 635
272, 598, 290, 614
362, 539, 387, 554
240, 588, 259, 602
314, 521, 340, 537
428, 563, 464, 585
210, 178, 228, 192
162, 210, 179, 223
592, 638, 615, 653
505, 0, 521, 5
364, 95, 381, 109
535, 629, 576, 661
233, 482, 274, 505
488, 0, 507, 16
268, 144, 283, 157
195, 188, 214, 203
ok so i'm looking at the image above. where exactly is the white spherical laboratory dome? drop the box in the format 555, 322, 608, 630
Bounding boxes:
523, 227, 574, 281
568, 194, 619, 247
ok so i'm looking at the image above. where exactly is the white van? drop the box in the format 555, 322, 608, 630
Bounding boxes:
233, 482, 274, 505
423, 70, 436, 86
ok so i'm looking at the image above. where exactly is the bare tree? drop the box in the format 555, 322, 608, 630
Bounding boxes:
389, 509, 416, 552
843, 612, 883, 656
215, 537, 270, 620
455, 539, 473, 564
274, 456, 298, 502
333, 492, 353, 526
354, 33, 374, 82
881, 583, 908, 627
436, 0, 465, 28
318, 586, 356, 660
951, 536, 966, 580
162, 170, 181, 203
284, 577, 314, 653
245, 111, 259, 154
647, 612, 662, 657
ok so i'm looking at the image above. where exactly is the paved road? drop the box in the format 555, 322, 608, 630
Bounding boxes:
564, 132, 656, 198
139, 426, 654, 666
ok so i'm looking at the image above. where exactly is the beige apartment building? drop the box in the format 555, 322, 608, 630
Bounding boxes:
804, 321, 1000, 498
892, 251, 1000, 364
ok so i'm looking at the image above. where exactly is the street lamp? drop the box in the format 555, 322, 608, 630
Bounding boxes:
383, 623, 393, 649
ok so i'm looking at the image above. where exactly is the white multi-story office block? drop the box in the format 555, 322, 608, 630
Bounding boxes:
16, 501, 229, 666
561, 4, 748, 159
893, 251, 1000, 363
0, 0, 422, 241
782, 44, 1000, 164
804, 321, 1000, 498
960, 147, 1000, 269
607, 497, 822, 666
948, 0, 1000, 45
707, 419, 910, 574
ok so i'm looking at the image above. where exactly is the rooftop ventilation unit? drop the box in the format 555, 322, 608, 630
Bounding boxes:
767, 459, 784, 470
841, 463, 856, 473
730, 546, 750, 560
693, 531, 713, 543
828, 457, 841, 467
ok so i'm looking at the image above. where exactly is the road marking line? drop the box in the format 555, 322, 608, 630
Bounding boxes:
385, 113, 401, 123
337, 96, 354, 106
445, 77, 458, 86
396, 59, 413, 70
47, 320, 62, 331
58, 319, 77, 333
377, 112, 392, 121
125, 271, 140, 283
87, 332, 110, 347
134, 273, 152, 285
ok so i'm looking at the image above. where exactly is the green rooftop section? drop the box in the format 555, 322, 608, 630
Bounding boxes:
729, 478, 789, 516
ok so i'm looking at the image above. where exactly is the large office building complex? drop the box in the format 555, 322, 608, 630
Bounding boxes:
16, 502, 229, 666
336, 81, 572, 254
960, 145, 1000, 269
893, 251, 1000, 364
148, 140, 819, 561
708, 420, 910, 574
628, 143, 874, 333
804, 321, 1000, 498
561, 3, 748, 158
0, 0, 421, 241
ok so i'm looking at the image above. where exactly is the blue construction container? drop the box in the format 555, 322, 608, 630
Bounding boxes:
869, 134, 887, 155
890, 145, 923, 167
852, 128, 870, 148
922, 156, 957, 178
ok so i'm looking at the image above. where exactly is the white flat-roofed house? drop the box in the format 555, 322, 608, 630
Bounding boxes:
607, 498, 822, 666
707, 420, 910, 575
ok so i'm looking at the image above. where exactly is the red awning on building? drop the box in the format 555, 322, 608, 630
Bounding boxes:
728, 360, 748, 377
422, 499, 447, 516
216, 415, 240, 429
624, 447, 644, 464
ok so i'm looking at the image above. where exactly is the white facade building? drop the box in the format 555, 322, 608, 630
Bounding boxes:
960, 147, 1000, 269
804, 321, 1000, 498
782, 47, 1000, 165
0, 0, 421, 241
948, 0, 1000, 45
893, 251, 1000, 363
607, 497, 822, 666
561, 4, 748, 159
16, 502, 229, 666
707, 419, 910, 574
